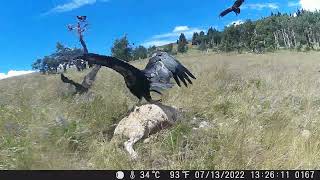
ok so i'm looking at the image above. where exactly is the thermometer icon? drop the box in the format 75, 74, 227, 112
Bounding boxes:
130, 171, 135, 179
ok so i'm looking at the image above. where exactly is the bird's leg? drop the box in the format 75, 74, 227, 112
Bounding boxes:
128, 98, 142, 113
150, 95, 163, 104
147, 99, 162, 105
155, 96, 162, 103
158, 94, 164, 102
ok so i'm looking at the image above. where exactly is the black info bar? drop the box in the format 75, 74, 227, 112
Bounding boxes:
0, 170, 317, 180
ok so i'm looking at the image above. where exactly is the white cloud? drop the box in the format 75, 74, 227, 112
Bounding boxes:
152, 27, 204, 39
142, 40, 175, 47
228, 20, 244, 27
45, 0, 109, 14
299, 0, 320, 12
244, 3, 279, 10
173, 26, 189, 32
142, 26, 205, 47
288, 2, 300, 7
0, 70, 35, 80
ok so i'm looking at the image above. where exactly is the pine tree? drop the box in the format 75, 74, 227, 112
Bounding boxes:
111, 35, 133, 62
198, 40, 207, 51
192, 32, 199, 45
132, 45, 148, 60
207, 28, 215, 48
198, 31, 206, 45
177, 33, 188, 53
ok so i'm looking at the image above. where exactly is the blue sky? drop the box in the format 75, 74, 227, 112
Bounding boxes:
0, 0, 318, 77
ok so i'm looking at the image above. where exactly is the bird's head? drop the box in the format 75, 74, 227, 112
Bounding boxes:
151, 51, 168, 58
74, 53, 96, 61
150, 51, 168, 63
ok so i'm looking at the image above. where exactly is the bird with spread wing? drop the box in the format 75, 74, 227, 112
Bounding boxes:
61, 74, 88, 93
76, 52, 196, 103
219, 0, 245, 17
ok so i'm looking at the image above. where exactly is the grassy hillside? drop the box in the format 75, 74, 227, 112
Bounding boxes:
1, 51, 320, 169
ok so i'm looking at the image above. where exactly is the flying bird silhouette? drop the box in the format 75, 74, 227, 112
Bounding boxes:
219, 0, 245, 17
76, 52, 196, 103
61, 74, 88, 93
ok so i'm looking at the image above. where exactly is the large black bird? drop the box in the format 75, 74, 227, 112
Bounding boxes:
76, 52, 196, 103
219, 0, 245, 17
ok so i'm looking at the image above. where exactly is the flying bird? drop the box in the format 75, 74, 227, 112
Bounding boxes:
219, 0, 245, 17
77, 16, 87, 22
76, 52, 196, 103
61, 74, 88, 93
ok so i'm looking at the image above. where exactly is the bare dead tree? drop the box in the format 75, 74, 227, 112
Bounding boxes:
61, 16, 101, 94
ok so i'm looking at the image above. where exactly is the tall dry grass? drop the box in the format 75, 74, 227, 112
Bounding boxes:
1, 51, 320, 169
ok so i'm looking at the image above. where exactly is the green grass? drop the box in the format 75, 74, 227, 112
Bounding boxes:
1, 51, 320, 169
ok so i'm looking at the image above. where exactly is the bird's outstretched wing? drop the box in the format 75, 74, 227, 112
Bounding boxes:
219, 0, 244, 17
76, 53, 143, 85
219, 7, 234, 17
143, 52, 196, 89
61, 74, 88, 93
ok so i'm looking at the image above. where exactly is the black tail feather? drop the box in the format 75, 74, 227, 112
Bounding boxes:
182, 72, 193, 84
177, 72, 188, 87
182, 66, 196, 79
173, 75, 181, 87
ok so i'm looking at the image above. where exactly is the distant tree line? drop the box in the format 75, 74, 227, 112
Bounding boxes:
33, 9, 320, 73
111, 35, 177, 62
191, 9, 320, 53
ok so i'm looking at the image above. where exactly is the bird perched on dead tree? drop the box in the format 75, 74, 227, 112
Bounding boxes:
76, 52, 196, 103
61, 16, 101, 94
77, 16, 87, 22
219, 0, 245, 17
